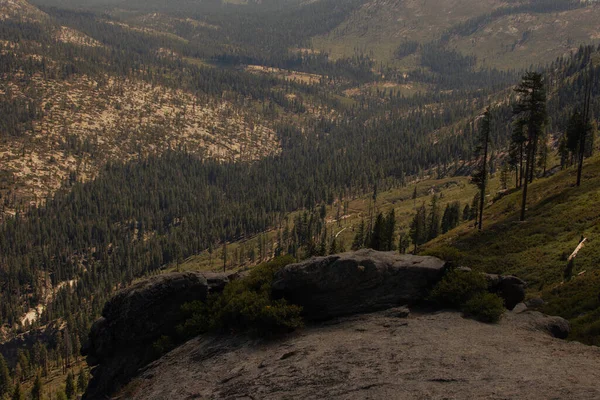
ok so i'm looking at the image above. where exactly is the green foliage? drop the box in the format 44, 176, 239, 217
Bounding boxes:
429, 269, 488, 308
77, 369, 89, 395
441, 202, 462, 234
65, 371, 76, 400
55, 391, 68, 400
430, 269, 504, 323
11, 383, 22, 400
463, 292, 505, 323
178, 257, 303, 338
410, 203, 428, 252
421, 246, 466, 268
152, 336, 175, 357
30, 373, 43, 400
368, 210, 397, 251
0, 354, 11, 398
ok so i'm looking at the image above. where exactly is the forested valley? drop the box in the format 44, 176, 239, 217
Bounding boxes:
1, 0, 600, 398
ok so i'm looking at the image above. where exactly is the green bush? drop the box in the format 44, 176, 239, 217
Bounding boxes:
429, 269, 488, 308
178, 256, 304, 338
422, 246, 466, 267
152, 335, 175, 357
463, 292, 505, 323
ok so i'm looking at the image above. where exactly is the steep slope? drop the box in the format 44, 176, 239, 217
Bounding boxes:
424, 154, 600, 345
0, 0, 47, 21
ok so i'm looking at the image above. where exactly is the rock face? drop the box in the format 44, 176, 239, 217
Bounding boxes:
83, 272, 229, 400
272, 249, 447, 320
123, 310, 600, 400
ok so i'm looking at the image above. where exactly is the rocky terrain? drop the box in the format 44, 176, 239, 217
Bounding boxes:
80, 250, 598, 400
83, 271, 231, 399
122, 309, 600, 400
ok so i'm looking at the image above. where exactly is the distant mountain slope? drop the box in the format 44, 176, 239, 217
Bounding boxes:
312, 0, 600, 69
312, 0, 503, 62
2, 0, 333, 213
0, 0, 47, 21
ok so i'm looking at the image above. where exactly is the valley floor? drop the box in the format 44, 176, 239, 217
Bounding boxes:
122, 309, 600, 399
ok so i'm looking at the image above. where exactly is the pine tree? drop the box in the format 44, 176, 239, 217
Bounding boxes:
383, 209, 396, 251
471, 108, 491, 231
500, 162, 510, 190
566, 111, 584, 166
462, 204, 471, 221
441, 204, 450, 234
513, 72, 547, 221
329, 236, 338, 255
577, 65, 594, 186
0, 353, 11, 398
585, 118, 597, 157
412, 186, 418, 207
318, 228, 327, 256
12, 383, 23, 400
31, 373, 43, 400
370, 213, 385, 250
427, 195, 440, 241
398, 231, 410, 254
351, 219, 366, 250
509, 123, 526, 188
410, 203, 427, 253
77, 369, 89, 394
65, 371, 76, 399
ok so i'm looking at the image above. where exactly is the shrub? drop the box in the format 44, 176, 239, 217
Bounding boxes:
463, 292, 505, 323
178, 256, 304, 339
422, 246, 466, 267
152, 335, 175, 357
429, 269, 488, 308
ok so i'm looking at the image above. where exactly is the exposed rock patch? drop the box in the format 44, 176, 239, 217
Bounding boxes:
123, 310, 600, 400
272, 249, 447, 320
83, 271, 229, 400
507, 310, 571, 339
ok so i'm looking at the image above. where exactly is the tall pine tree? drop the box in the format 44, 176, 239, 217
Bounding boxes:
513, 72, 547, 221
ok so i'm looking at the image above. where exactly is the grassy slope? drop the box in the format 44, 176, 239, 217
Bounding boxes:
425, 154, 600, 345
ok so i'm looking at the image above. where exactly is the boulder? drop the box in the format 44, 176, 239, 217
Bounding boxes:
537, 315, 571, 339
525, 297, 545, 309
83, 271, 228, 400
511, 303, 528, 314
485, 274, 526, 310
509, 311, 571, 339
382, 306, 411, 318
272, 249, 447, 320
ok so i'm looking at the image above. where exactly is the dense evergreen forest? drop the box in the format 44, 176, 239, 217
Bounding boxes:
1, 0, 600, 396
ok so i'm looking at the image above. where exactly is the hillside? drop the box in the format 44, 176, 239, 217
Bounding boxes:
424, 154, 600, 345
313, 0, 600, 69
